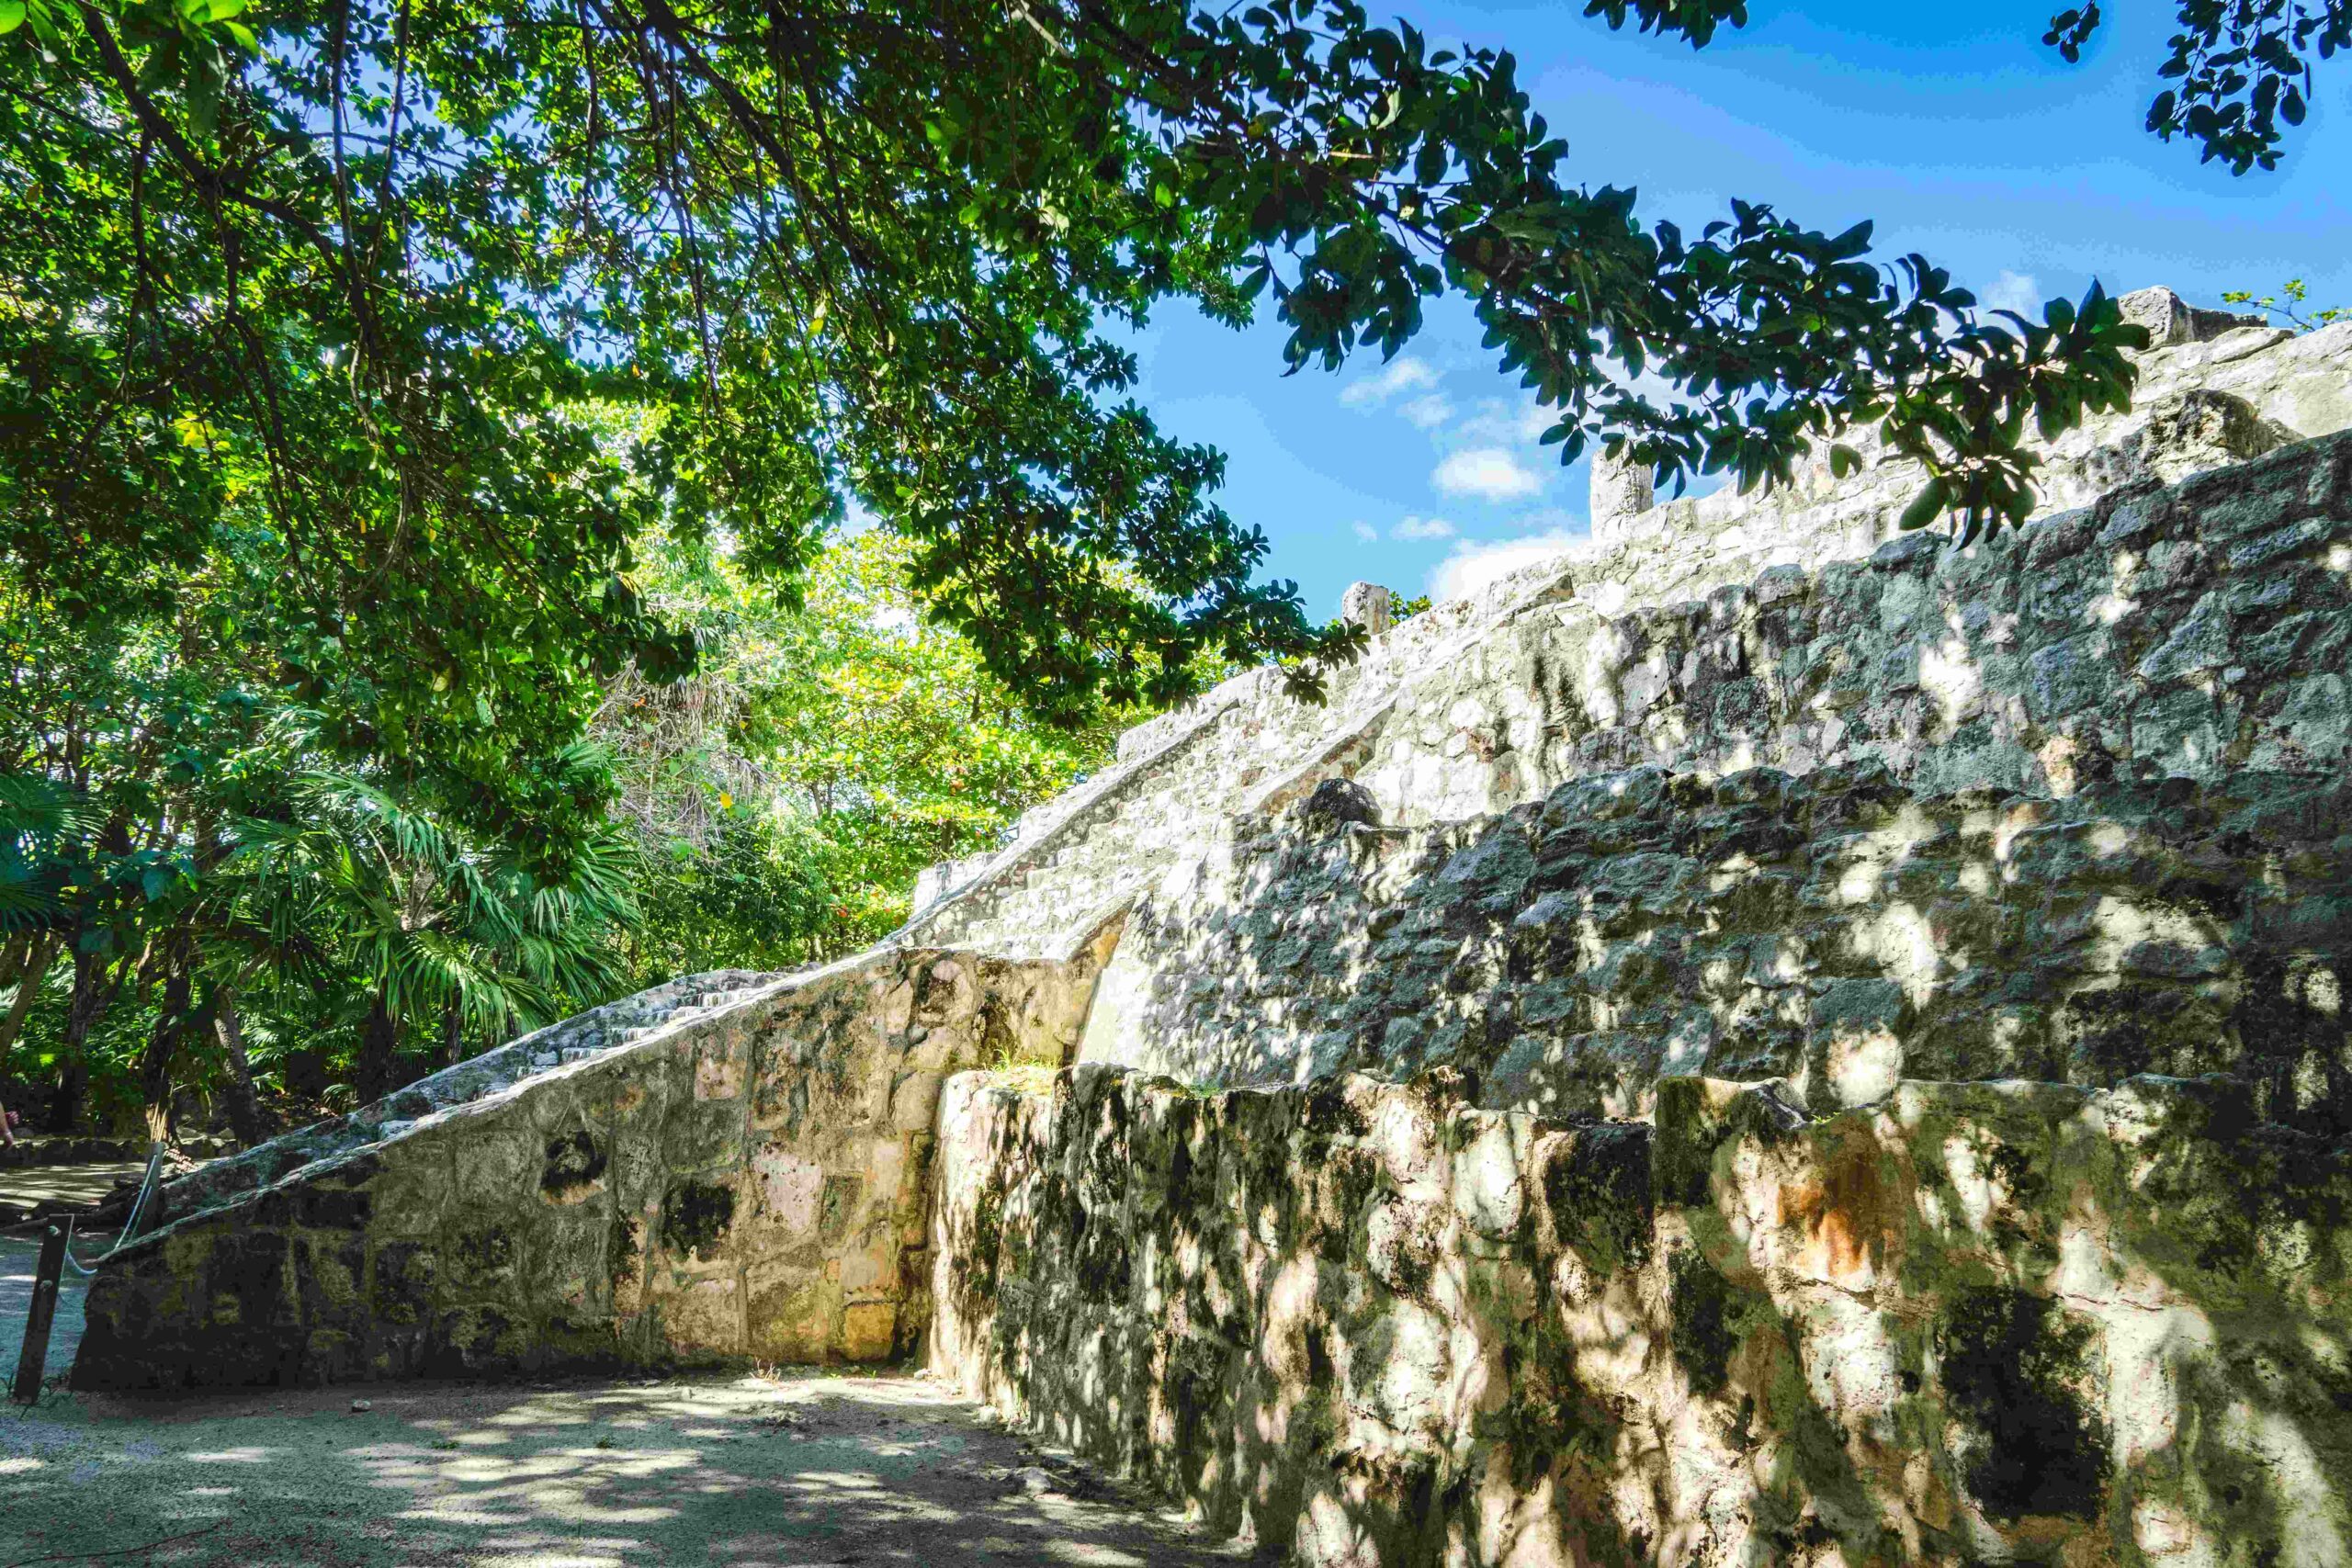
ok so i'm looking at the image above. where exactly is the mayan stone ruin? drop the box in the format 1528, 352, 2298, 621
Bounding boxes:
71, 290, 2352, 1566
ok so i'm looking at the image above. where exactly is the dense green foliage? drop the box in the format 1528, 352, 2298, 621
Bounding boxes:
0, 528, 1129, 1134
2044, 1, 2347, 175
602, 530, 1148, 979
2, 0, 2334, 1136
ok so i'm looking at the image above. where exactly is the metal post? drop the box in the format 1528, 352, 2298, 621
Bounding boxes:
10, 1223, 67, 1404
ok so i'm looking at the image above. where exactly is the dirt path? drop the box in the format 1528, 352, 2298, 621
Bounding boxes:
0, 1368, 1257, 1567
0, 1160, 147, 1213
4, 1171, 1255, 1566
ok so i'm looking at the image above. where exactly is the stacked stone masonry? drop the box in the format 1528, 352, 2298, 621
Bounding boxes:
74, 940, 1114, 1386
1087, 762, 2352, 1131
911, 310, 2352, 957
69, 294, 2352, 1568
932, 1065, 2352, 1567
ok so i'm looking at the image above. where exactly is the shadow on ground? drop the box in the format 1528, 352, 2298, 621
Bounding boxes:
0, 1369, 1256, 1567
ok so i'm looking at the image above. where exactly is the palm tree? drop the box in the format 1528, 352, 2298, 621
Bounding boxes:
222, 758, 639, 1104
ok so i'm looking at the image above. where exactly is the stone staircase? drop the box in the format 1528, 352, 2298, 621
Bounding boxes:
144, 968, 782, 1235
904, 299, 2352, 958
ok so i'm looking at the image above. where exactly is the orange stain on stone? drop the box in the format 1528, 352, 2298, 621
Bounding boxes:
1779, 1139, 1905, 1284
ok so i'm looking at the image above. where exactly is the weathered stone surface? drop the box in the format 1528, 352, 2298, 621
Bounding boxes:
1589, 446, 1656, 543
1084, 763, 2352, 1128
1341, 581, 1395, 637
933, 1064, 2352, 1567
140, 969, 778, 1235
73, 936, 1114, 1389
2120, 284, 2268, 347
912, 324, 2352, 961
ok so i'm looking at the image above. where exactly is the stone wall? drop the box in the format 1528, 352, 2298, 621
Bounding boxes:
73, 936, 1113, 1389
908, 323, 2352, 958
1078, 431, 2352, 1111
898, 581, 1548, 957
1589, 310, 2347, 569
1081, 762, 2352, 1129
140, 969, 779, 1232
1349, 425, 2352, 825
931, 1063, 2352, 1568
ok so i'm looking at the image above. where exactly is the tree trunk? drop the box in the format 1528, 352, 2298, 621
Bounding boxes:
213, 988, 267, 1147
0, 932, 58, 1061
356, 993, 401, 1106
284, 1043, 330, 1101
442, 995, 465, 1067
49, 944, 124, 1133
137, 961, 209, 1145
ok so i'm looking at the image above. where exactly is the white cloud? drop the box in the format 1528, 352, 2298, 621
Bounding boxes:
1432, 446, 1544, 502
1399, 393, 1455, 430
1392, 515, 1456, 542
1981, 269, 2042, 321
1340, 355, 1440, 408
1351, 520, 1380, 543
1451, 397, 1557, 447
1428, 531, 1581, 604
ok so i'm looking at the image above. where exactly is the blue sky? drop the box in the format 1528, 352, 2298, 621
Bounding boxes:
1114, 1, 2352, 615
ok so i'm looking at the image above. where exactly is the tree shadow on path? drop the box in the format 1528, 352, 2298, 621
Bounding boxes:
0, 1367, 1250, 1568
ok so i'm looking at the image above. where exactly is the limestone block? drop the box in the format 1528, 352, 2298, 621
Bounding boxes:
1589, 448, 1656, 546
1341, 581, 1394, 637
692, 1024, 747, 1100
2120, 285, 2265, 347
841, 1300, 898, 1360
652, 1273, 746, 1359
1807, 977, 1910, 1109
746, 1260, 841, 1361
746, 1144, 824, 1242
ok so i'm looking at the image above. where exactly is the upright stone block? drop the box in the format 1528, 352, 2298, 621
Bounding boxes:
1589, 446, 1655, 545
1340, 581, 1393, 637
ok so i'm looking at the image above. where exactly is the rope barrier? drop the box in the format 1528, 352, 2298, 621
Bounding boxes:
116, 1143, 163, 1246
2, 1142, 166, 1273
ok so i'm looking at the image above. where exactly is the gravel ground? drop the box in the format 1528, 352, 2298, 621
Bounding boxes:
1, 1367, 1259, 1568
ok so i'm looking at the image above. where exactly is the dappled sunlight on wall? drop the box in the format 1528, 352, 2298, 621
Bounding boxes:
1090, 761, 2351, 1133
933, 1066, 2352, 1566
